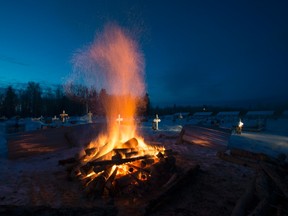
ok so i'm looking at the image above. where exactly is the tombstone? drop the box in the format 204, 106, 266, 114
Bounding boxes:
87, 111, 93, 123
52, 115, 59, 121
116, 114, 123, 125
60, 110, 69, 123
153, 114, 161, 130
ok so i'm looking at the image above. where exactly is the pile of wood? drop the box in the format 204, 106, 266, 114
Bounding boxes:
217, 149, 288, 216
59, 138, 182, 199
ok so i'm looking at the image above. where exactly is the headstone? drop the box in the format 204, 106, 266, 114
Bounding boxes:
153, 114, 161, 130
52, 115, 59, 121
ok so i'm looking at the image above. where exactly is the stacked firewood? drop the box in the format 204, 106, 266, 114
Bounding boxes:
59, 138, 178, 199
217, 149, 288, 216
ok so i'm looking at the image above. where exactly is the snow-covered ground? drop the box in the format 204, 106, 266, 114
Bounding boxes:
0, 115, 287, 214
1, 116, 288, 159
229, 118, 288, 158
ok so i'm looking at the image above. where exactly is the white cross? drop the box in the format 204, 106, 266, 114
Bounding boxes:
153, 114, 161, 130
87, 111, 93, 123
116, 114, 123, 125
60, 110, 68, 123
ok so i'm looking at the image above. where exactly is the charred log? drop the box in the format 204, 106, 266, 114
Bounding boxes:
84, 166, 113, 197
88, 155, 154, 167
104, 167, 118, 196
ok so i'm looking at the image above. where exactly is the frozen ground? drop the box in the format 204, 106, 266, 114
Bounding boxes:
229, 118, 288, 158
0, 116, 287, 215
1, 116, 288, 159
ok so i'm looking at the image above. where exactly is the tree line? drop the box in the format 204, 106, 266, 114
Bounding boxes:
2, 82, 285, 119
0, 82, 151, 119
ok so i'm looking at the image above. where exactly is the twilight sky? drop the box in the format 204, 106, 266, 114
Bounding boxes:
0, 0, 287, 107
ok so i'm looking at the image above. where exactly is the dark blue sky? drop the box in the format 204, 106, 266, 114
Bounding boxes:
0, 0, 287, 106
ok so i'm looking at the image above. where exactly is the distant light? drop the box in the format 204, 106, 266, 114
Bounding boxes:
238, 119, 244, 128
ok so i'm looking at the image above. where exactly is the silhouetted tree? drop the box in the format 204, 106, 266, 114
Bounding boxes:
42, 87, 56, 116
18, 82, 43, 117
88, 88, 99, 114
2, 86, 17, 118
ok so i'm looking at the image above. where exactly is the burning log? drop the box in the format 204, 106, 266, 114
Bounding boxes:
70, 166, 82, 179
148, 155, 177, 187
139, 158, 155, 168
127, 164, 151, 175
79, 164, 94, 176
85, 147, 98, 156
113, 148, 137, 154
62, 133, 182, 200
104, 167, 118, 196
84, 166, 113, 197
125, 151, 139, 158
81, 173, 98, 187
88, 155, 153, 167
115, 171, 143, 189
111, 153, 122, 161
119, 138, 138, 148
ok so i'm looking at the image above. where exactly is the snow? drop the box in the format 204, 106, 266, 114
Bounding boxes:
1, 116, 288, 160
229, 118, 288, 158
0, 115, 287, 212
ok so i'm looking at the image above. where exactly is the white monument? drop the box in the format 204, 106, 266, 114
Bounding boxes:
153, 114, 161, 130
116, 114, 123, 125
52, 115, 59, 121
87, 111, 93, 123
60, 110, 68, 123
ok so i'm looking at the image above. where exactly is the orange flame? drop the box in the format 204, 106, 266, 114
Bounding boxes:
72, 24, 158, 160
